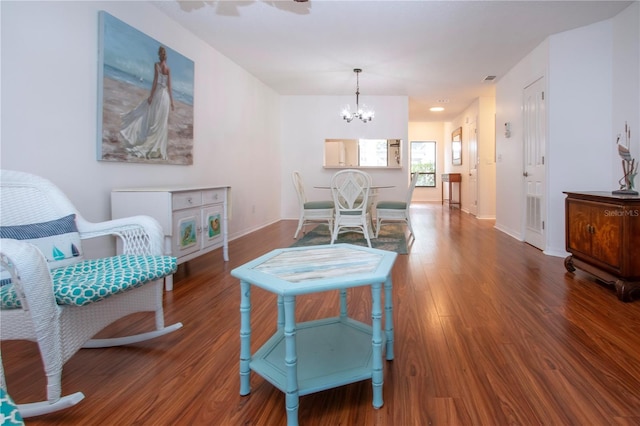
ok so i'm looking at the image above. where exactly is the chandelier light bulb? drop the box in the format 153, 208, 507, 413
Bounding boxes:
340, 68, 374, 123
340, 105, 352, 121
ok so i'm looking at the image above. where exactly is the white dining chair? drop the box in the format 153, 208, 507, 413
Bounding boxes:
375, 172, 419, 240
292, 171, 334, 239
330, 169, 373, 247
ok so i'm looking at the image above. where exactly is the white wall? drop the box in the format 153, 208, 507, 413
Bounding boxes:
546, 19, 615, 256
495, 2, 639, 256
449, 105, 475, 212
612, 1, 640, 178
477, 96, 497, 219
0, 1, 281, 257
445, 96, 496, 218
280, 96, 409, 220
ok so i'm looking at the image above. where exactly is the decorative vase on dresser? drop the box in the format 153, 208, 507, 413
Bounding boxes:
564, 191, 640, 302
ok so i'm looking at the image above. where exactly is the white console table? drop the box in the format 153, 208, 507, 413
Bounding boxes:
111, 185, 230, 290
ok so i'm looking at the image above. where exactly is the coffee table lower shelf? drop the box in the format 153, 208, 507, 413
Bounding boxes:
250, 316, 383, 396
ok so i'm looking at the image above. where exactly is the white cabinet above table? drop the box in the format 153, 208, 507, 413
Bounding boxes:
111, 186, 230, 290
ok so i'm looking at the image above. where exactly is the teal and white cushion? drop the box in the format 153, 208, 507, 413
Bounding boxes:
0, 387, 24, 426
0, 254, 177, 309
304, 200, 334, 209
377, 201, 407, 209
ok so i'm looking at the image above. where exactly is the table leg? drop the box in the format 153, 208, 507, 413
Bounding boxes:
384, 277, 394, 361
368, 189, 379, 236
283, 295, 299, 426
339, 289, 347, 320
239, 280, 251, 396
277, 295, 284, 329
371, 282, 383, 408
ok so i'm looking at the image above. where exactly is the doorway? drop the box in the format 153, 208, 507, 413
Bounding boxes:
467, 118, 478, 216
523, 77, 546, 250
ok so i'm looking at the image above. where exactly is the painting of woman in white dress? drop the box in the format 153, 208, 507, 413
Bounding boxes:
120, 46, 174, 160
98, 12, 194, 165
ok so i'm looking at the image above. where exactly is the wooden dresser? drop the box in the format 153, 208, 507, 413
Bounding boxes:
564, 191, 640, 301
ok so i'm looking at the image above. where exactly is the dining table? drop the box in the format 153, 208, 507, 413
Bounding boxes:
314, 184, 394, 199
313, 185, 394, 226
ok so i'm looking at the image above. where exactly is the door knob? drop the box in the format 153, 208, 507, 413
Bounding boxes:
523, 172, 529, 177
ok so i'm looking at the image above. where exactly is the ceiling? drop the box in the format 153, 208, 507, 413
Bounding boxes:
152, 0, 633, 122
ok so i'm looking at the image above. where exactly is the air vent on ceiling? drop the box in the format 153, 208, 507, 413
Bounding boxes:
483, 75, 497, 82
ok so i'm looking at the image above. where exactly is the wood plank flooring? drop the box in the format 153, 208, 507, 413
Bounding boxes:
3, 203, 640, 425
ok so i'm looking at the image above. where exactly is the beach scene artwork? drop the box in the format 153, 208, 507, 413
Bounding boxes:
98, 11, 194, 165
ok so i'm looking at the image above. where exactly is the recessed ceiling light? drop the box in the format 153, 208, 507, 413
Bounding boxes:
430, 107, 445, 112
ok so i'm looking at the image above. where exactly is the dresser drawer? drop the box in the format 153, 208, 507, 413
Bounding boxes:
173, 191, 202, 211
202, 188, 225, 205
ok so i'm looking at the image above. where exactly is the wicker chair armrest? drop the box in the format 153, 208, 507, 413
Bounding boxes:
0, 238, 60, 315
75, 215, 165, 256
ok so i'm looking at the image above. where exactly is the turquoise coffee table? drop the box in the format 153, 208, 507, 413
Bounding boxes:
231, 243, 397, 426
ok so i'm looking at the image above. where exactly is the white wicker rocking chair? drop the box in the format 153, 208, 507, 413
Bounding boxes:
0, 170, 183, 418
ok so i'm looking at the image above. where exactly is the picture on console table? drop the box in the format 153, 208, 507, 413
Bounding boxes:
208, 213, 222, 239
179, 217, 198, 249
97, 11, 194, 165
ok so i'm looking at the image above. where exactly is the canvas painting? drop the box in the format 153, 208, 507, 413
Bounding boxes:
97, 11, 194, 165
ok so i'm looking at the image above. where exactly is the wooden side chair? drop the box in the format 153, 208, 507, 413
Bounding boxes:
330, 169, 373, 247
375, 172, 419, 240
0, 169, 182, 418
292, 171, 334, 239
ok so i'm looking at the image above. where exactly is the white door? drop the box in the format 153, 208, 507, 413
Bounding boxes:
468, 119, 478, 216
523, 77, 546, 250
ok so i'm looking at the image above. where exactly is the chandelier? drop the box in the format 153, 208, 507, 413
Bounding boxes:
341, 68, 374, 123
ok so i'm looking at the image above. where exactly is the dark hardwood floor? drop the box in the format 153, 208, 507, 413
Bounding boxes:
4, 203, 640, 425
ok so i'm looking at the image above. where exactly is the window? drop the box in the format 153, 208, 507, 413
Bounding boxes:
410, 141, 436, 187
324, 139, 402, 168
358, 139, 388, 167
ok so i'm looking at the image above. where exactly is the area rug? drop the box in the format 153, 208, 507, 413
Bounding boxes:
290, 224, 408, 254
